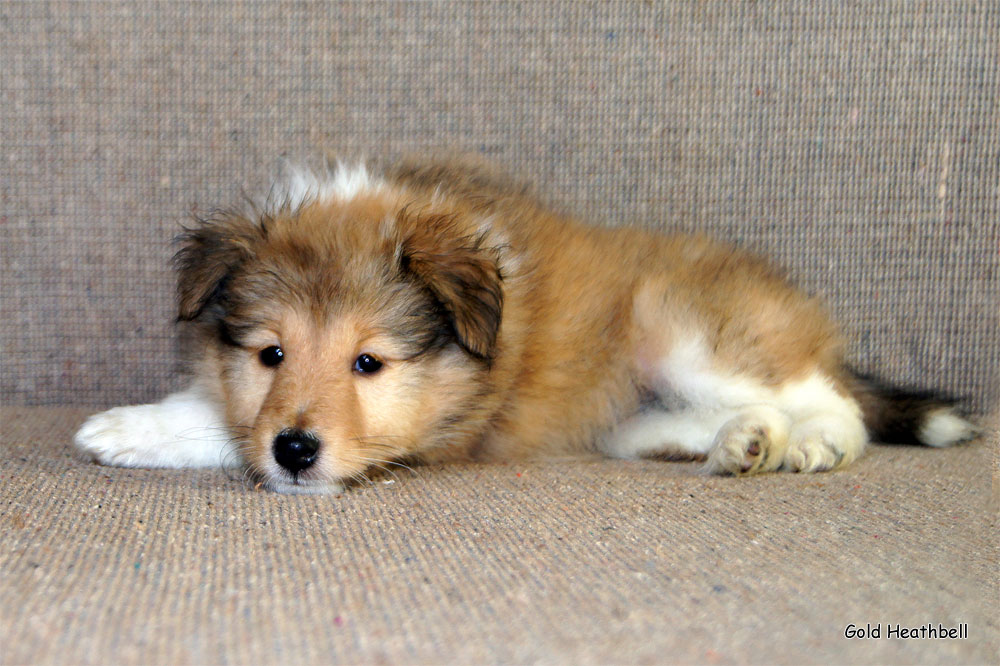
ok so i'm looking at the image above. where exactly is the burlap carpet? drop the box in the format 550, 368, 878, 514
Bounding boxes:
1, 407, 996, 664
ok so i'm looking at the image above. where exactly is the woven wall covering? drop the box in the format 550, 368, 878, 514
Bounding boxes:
2, 1, 997, 411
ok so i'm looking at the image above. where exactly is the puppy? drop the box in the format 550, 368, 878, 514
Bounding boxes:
74, 157, 980, 493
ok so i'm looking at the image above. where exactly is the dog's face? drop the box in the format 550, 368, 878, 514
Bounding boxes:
175, 192, 503, 493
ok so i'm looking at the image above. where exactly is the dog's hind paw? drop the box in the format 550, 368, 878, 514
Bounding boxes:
705, 407, 790, 475
781, 415, 865, 473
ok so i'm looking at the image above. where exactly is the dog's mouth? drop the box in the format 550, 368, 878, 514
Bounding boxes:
262, 477, 346, 495
233, 428, 353, 494
238, 463, 346, 495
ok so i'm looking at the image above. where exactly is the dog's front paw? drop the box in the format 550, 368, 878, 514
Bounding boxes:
75, 405, 169, 467
74, 393, 238, 469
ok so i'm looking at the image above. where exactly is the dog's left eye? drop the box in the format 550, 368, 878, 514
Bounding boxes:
354, 353, 383, 375
259, 345, 284, 367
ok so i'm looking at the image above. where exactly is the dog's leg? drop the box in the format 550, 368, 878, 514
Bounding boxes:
775, 373, 867, 472
605, 405, 792, 474
74, 381, 239, 469
631, 331, 867, 474
601, 408, 736, 460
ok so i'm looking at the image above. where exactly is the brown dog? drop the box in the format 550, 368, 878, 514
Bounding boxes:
74, 157, 979, 493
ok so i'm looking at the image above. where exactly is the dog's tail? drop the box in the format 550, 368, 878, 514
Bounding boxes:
847, 369, 980, 447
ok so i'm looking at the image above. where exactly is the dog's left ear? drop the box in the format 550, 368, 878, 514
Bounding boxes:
400, 213, 504, 361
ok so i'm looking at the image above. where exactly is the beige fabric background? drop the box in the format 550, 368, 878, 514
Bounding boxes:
1, 3, 998, 665
1, 1, 997, 412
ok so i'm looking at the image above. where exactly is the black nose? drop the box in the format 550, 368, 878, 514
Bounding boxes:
272, 429, 320, 473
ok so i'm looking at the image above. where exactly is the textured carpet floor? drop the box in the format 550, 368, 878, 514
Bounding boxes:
1, 406, 996, 665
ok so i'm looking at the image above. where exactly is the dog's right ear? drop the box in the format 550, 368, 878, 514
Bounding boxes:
173, 214, 259, 321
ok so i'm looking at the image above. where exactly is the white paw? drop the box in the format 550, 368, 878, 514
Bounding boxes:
706, 410, 789, 475
783, 418, 864, 473
74, 394, 239, 469
75, 405, 165, 467
783, 434, 842, 472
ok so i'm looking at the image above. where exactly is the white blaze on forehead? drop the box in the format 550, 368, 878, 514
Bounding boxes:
271, 162, 384, 212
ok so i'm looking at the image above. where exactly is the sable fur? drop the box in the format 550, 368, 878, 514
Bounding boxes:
73, 156, 980, 493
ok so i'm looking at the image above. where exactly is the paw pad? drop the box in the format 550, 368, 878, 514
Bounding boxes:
708, 423, 777, 476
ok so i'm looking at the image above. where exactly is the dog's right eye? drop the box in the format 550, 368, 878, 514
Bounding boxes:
259, 346, 284, 367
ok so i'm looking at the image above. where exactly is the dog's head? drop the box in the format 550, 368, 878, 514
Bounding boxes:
174, 169, 503, 493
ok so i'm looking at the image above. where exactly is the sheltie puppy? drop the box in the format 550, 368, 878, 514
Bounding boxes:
74, 156, 979, 493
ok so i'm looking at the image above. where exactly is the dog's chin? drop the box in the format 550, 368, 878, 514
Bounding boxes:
262, 476, 345, 495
